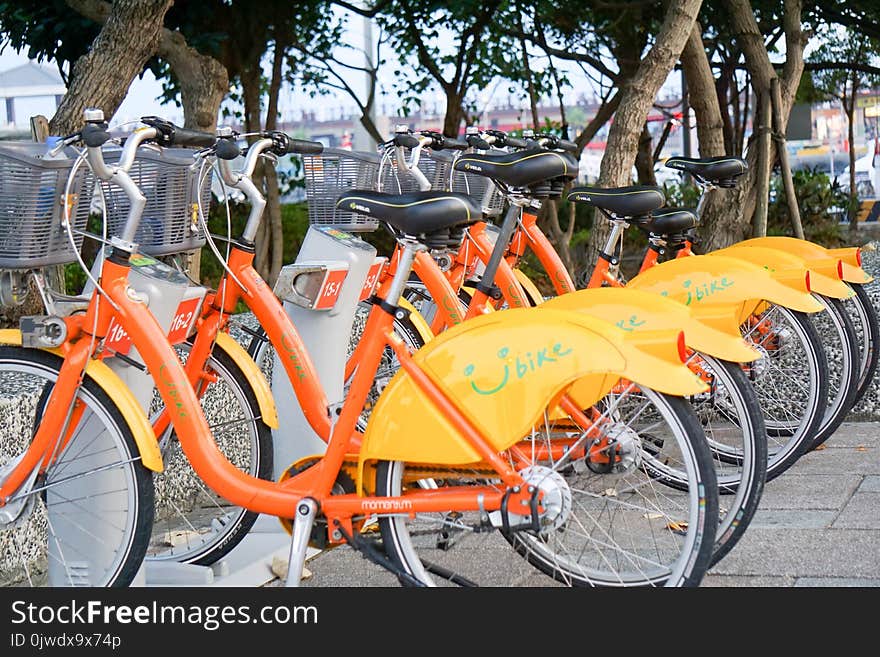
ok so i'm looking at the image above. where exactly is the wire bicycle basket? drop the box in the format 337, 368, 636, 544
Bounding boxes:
302, 147, 381, 232
0, 142, 94, 269
100, 146, 211, 256
449, 147, 507, 218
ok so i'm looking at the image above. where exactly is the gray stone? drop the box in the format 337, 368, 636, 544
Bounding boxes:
748, 509, 837, 529
832, 493, 880, 529
794, 577, 880, 587
758, 474, 862, 510
709, 529, 880, 578
702, 574, 795, 587
859, 475, 880, 492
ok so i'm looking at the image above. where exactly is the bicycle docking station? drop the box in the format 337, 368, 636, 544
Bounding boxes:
140, 224, 377, 586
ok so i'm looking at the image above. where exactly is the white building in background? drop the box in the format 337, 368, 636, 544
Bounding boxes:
0, 61, 65, 129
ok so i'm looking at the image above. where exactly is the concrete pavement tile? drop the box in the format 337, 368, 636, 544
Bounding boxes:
708, 529, 880, 578
859, 475, 880, 492
748, 509, 837, 529
831, 493, 880, 529
702, 574, 795, 587
794, 577, 880, 587
821, 422, 880, 447
789, 446, 880, 475
758, 474, 861, 509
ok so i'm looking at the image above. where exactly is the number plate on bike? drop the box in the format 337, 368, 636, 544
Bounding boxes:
167, 297, 202, 344
104, 317, 133, 356
359, 257, 387, 301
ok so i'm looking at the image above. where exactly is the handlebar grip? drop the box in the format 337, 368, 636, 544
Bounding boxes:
285, 138, 323, 155
393, 133, 420, 149
505, 136, 529, 149
438, 137, 469, 151
557, 139, 578, 153
169, 127, 217, 149
466, 136, 492, 150
215, 138, 241, 160
82, 123, 112, 148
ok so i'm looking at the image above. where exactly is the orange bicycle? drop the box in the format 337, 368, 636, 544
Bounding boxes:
0, 112, 719, 588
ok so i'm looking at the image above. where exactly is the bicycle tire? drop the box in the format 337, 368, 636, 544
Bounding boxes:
846, 282, 879, 405
686, 354, 767, 567
804, 295, 859, 450
0, 346, 154, 587
740, 304, 828, 481
376, 388, 719, 587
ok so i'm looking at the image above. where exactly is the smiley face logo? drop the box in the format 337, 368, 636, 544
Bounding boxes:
464, 347, 510, 395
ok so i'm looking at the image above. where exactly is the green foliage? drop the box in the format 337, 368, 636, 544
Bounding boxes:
661, 180, 701, 209
0, 0, 99, 83
768, 166, 847, 246
198, 198, 310, 289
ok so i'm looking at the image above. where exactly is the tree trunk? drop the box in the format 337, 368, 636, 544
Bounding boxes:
158, 32, 228, 133
698, 0, 807, 251
264, 39, 287, 287
584, 0, 703, 271
51, 0, 173, 134
680, 23, 738, 244
66, 0, 228, 131
442, 93, 465, 138
681, 24, 725, 157
635, 122, 656, 185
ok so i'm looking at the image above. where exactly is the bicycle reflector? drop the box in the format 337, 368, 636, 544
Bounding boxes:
677, 331, 688, 363
274, 262, 349, 310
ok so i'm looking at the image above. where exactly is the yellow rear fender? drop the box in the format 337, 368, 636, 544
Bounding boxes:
716, 244, 853, 300
213, 333, 279, 429
398, 298, 435, 344
739, 237, 873, 284
360, 308, 702, 466
541, 287, 759, 363
513, 269, 547, 306
628, 253, 824, 314
0, 329, 163, 472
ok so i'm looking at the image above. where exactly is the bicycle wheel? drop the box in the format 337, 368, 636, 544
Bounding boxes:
377, 386, 719, 587
681, 352, 767, 567
804, 295, 859, 450
844, 283, 879, 406
739, 304, 828, 481
145, 338, 273, 566
0, 346, 154, 587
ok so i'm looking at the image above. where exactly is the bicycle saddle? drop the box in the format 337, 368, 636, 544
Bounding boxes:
567, 185, 665, 218
664, 156, 747, 187
453, 149, 574, 188
336, 189, 481, 235
646, 207, 697, 235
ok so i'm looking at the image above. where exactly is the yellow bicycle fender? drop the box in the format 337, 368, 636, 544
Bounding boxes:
513, 269, 547, 306
461, 285, 495, 313
541, 287, 759, 363
0, 330, 163, 473
627, 253, 824, 314
398, 298, 435, 344
826, 246, 872, 283
716, 244, 854, 300
739, 237, 873, 284
213, 332, 278, 429
360, 308, 703, 466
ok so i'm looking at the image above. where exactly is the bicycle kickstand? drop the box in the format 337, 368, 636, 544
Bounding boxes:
285, 498, 318, 587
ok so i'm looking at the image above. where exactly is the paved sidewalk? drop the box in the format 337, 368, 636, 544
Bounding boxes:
702, 420, 880, 587
291, 420, 880, 588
